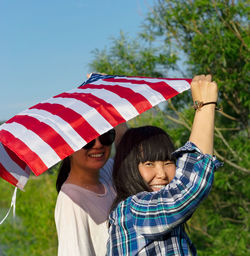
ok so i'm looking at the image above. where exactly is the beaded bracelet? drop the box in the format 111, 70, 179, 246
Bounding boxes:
193, 101, 220, 110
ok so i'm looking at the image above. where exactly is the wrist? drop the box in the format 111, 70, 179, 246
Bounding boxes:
193, 101, 219, 111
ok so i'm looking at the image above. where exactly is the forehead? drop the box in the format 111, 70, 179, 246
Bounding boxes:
136, 141, 173, 163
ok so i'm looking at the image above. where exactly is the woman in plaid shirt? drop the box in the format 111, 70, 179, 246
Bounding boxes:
106, 74, 222, 255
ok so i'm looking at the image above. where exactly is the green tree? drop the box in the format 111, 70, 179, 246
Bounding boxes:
90, 1, 250, 255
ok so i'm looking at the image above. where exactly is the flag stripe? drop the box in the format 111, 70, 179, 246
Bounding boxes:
0, 124, 58, 174
71, 88, 140, 121
7, 115, 74, 160
89, 79, 166, 106
0, 74, 191, 189
110, 76, 191, 93
0, 143, 30, 188
55, 92, 126, 126
38, 97, 114, 135
4, 144, 29, 174
0, 162, 19, 187
105, 78, 179, 100
81, 84, 153, 114
30, 102, 101, 144
0, 129, 47, 176
19, 108, 86, 151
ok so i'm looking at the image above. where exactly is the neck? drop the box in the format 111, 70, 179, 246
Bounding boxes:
67, 166, 100, 184
65, 167, 105, 193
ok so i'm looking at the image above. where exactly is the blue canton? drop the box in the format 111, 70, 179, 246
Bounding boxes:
79, 73, 116, 87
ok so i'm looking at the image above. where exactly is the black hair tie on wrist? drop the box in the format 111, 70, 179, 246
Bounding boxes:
193, 101, 220, 111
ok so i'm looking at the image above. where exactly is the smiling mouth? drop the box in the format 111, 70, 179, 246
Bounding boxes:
88, 153, 104, 158
150, 184, 166, 190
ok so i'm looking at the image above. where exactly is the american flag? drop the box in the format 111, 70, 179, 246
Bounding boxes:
0, 74, 191, 190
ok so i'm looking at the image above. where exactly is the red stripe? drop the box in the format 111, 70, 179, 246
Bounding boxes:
54, 93, 126, 126
7, 115, 74, 160
3, 145, 29, 174
79, 84, 152, 114
30, 103, 100, 143
0, 130, 47, 176
106, 75, 192, 83
104, 78, 180, 100
0, 162, 18, 187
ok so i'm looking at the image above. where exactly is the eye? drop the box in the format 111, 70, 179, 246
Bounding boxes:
144, 161, 154, 167
164, 161, 174, 166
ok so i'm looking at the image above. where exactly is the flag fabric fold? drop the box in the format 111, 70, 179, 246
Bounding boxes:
0, 73, 191, 189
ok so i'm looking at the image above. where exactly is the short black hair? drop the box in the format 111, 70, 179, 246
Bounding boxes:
111, 126, 175, 212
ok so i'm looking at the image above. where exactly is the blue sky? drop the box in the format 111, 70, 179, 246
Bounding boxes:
0, 0, 152, 121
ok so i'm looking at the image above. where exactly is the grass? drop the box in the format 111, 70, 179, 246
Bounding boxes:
0, 171, 58, 256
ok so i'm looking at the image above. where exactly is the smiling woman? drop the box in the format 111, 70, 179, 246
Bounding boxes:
106, 75, 223, 255
54, 124, 127, 256
58, 129, 115, 192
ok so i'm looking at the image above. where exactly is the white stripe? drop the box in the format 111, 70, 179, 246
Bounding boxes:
161, 80, 190, 93
0, 143, 30, 188
70, 88, 139, 121
16, 175, 29, 190
19, 108, 86, 151
17, 163, 31, 190
114, 76, 191, 93
88, 80, 166, 106
44, 97, 114, 134
0, 122, 61, 168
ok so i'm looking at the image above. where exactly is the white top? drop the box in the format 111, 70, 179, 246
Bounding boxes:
55, 159, 116, 256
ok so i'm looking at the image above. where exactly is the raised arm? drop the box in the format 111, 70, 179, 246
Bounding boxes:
189, 74, 218, 155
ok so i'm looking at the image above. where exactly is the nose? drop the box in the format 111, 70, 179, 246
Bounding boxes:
93, 137, 103, 148
155, 165, 167, 179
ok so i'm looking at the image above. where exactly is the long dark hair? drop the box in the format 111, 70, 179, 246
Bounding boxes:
110, 126, 176, 212
56, 157, 71, 193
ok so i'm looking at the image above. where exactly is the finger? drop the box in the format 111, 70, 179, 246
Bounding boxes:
205, 74, 212, 82
209, 81, 218, 89
210, 81, 217, 86
192, 75, 202, 82
199, 74, 206, 80
193, 74, 208, 83
190, 80, 199, 88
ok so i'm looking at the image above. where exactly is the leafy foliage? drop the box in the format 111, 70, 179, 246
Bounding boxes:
90, 31, 178, 77
90, 0, 250, 255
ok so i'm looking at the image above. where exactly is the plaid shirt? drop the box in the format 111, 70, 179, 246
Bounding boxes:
107, 142, 222, 256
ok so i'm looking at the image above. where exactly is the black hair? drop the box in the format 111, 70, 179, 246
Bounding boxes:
56, 156, 71, 193
110, 126, 176, 212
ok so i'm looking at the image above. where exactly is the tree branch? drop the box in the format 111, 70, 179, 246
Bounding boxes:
164, 113, 191, 130
168, 100, 193, 127
215, 127, 240, 160
216, 127, 240, 131
229, 21, 249, 50
212, 0, 249, 50
214, 149, 250, 174
190, 225, 213, 239
223, 217, 245, 224
156, 100, 248, 174
222, 92, 241, 115
155, 105, 191, 130
217, 108, 239, 121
